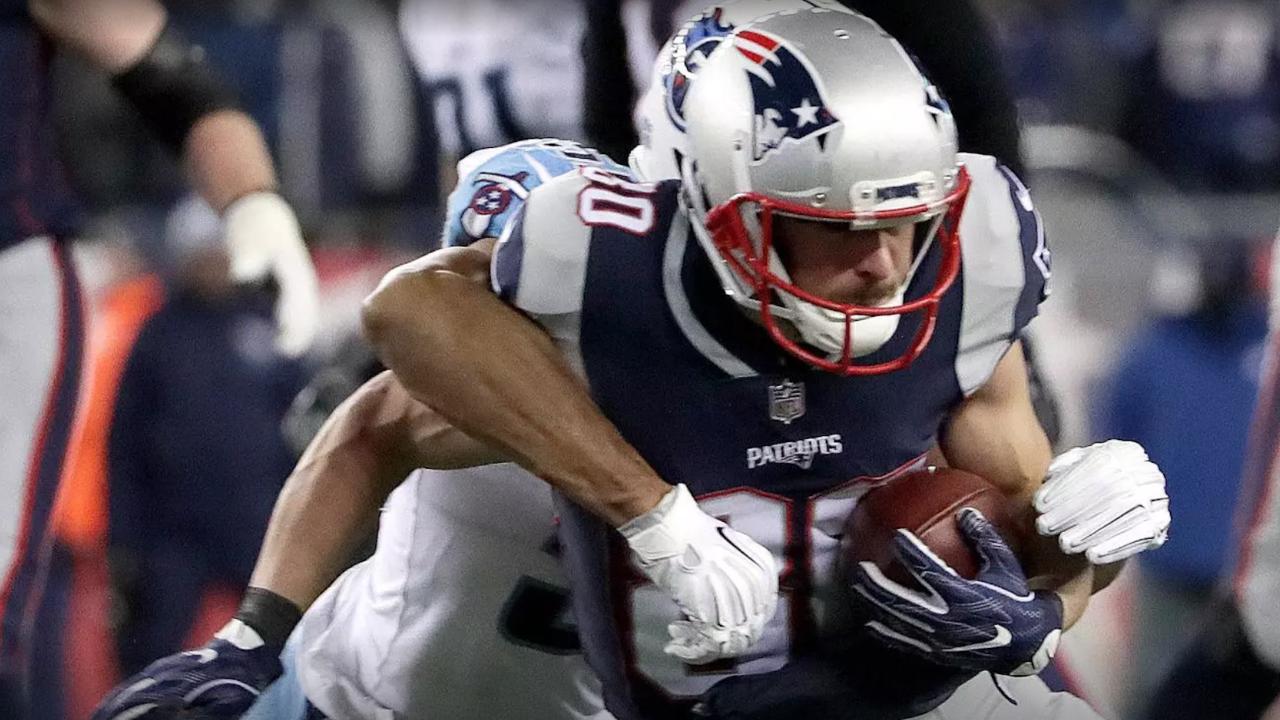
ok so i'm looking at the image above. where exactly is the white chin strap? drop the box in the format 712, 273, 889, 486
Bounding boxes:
767, 245, 904, 358
794, 288, 904, 358
760, 211, 944, 360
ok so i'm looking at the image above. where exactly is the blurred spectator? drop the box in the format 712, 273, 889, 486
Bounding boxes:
1119, 0, 1280, 191
107, 198, 306, 674
980, 0, 1141, 129
401, 0, 592, 160
1141, 235, 1280, 720
1096, 239, 1269, 717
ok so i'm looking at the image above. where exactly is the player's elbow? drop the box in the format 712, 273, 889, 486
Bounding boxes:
362, 245, 494, 352
362, 264, 441, 351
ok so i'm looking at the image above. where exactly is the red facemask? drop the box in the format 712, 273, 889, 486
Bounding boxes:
703, 167, 971, 376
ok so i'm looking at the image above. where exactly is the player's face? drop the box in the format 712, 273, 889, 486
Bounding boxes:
772, 216, 915, 306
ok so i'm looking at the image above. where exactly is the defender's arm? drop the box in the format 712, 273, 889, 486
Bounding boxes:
248, 369, 503, 612
90, 370, 503, 718
361, 238, 672, 527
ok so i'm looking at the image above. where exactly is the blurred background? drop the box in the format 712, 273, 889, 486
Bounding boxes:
34, 0, 1280, 718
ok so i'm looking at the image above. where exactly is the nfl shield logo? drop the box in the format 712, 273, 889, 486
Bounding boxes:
768, 380, 805, 425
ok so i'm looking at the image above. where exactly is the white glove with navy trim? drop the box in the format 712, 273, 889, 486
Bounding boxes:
619, 484, 778, 664
223, 191, 321, 357
1035, 440, 1170, 565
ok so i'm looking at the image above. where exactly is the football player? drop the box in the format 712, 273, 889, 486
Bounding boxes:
363, 9, 1169, 719
93, 6, 1168, 720
2, 0, 318, 715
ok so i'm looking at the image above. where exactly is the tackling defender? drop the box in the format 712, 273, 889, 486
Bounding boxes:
2, 0, 318, 715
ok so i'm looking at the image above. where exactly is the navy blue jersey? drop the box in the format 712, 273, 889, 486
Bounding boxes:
489, 152, 1049, 719
0, 0, 80, 249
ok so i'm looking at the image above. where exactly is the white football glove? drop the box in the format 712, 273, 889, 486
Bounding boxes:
1034, 440, 1171, 565
223, 192, 321, 357
618, 484, 778, 664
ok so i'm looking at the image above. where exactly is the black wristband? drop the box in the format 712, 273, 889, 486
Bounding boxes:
111, 22, 241, 153
235, 587, 303, 650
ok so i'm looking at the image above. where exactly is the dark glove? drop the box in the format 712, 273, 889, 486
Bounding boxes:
849, 508, 1063, 676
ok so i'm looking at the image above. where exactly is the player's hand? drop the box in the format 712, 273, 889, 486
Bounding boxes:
91, 619, 282, 720
849, 508, 1063, 676
619, 484, 778, 664
1035, 439, 1170, 564
223, 191, 321, 357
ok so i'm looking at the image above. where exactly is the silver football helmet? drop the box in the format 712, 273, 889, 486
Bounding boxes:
676, 9, 970, 375
630, 0, 856, 182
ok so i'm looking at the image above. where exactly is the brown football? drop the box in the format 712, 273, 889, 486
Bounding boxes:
840, 466, 1026, 586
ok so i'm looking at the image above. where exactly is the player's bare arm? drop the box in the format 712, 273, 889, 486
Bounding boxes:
249, 369, 504, 611
30, 0, 320, 355
92, 369, 506, 720
364, 233, 779, 665
939, 341, 1095, 628
362, 238, 671, 528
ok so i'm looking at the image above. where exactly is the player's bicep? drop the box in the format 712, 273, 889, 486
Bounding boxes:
953, 155, 1051, 396
940, 341, 1051, 506
346, 371, 507, 476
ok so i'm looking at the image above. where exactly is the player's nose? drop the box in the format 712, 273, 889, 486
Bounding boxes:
851, 231, 896, 284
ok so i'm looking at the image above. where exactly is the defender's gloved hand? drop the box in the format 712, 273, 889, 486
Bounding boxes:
619, 484, 778, 664
91, 619, 282, 720
1036, 440, 1170, 564
92, 587, 301, 720
850, 508, 1063, 677
223, 191, 321, 357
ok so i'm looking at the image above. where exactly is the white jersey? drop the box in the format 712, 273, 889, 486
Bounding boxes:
294, 464, 612, 720
398, 0, 675, 158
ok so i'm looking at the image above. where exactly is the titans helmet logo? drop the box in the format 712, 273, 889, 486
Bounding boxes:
733, 29, 840, 164
664, 7, 736, 131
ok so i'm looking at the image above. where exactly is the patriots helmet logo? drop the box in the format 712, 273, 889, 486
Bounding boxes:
664, 7, 736, 130
733, 29, 840, 164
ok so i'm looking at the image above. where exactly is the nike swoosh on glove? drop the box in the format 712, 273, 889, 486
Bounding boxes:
91, 619, 283, 720
223, 192, 321, 357
1036, 439, 1170, 564
619, 484, 778, 664
849, 508, 1063, 676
